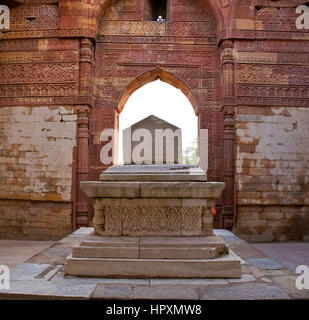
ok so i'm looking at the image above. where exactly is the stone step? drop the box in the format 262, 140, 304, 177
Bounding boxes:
80, 235, 227, 249
75, 235, 228, 259
72, 245, 219, 259
140, 236, 226, 249
64, 251, 241, 279
73, 246, 139, 259
80, 236, 139, 247
140, 247, 218, 259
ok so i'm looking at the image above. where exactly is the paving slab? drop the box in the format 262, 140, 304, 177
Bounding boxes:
38, 265, 63, 281
9, 263, 52, 281
51, 272, 150, 286
0, 240, 54, 268
213, 229, 232, 236
133, 286, 199, 300
241, 265, 265, 279
248, 258, 285, 270
0, 279, 97, 300
227, 274, 256, 283
270, 275, 309, 299
91, 284, 133, 299
200, 283, 290, 300
253, 243, 309, 272
26, 228, 92, 265
263, 269, 294, 277
26, 246, 73, 265
229, 243, 268, 260
150, 278, 228, 286
217, 234, 247, 245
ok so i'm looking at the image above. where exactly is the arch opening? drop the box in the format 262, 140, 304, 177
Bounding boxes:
117, 79, 198, 166
117, 68, 199, 115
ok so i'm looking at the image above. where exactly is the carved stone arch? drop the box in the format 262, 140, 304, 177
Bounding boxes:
81, 0, 228, 229
117, 68, 199, 115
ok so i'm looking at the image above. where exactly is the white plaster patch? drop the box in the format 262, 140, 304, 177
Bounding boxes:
0, 106, 77, 201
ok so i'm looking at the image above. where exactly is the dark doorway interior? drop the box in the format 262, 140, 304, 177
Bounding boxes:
144, 0, 168, 21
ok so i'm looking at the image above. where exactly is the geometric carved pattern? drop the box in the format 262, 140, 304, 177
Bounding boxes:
236, 65, 309, 85
94, 204, 207, 235
0, 51, 79, 64
255, 7, 300, 32
236, 84, 309, 99
99, 21, 166, 36
167, 22, 216, 37
237, 96, 309, 107
236, 65, 288, 85
122, 206, 182, 233
9, 4, 59, 31
98, 35, 216, 45
1, 30, 59, 40
99, 21, 216, 38
236, 40, 309, 54
0, 63, 77, 84
0, 84, 77, 97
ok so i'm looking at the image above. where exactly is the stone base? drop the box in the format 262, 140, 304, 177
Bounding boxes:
64, 234, 241, 278
1, 228, 306, 300
71, 168, 241, 279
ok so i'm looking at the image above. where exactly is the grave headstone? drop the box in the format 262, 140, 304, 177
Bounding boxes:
123, 115, 182, 165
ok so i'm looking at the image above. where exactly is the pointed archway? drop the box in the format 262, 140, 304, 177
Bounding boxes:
81, 0, 229, 230
117, 68, 199, 115
117, 77, 199, 165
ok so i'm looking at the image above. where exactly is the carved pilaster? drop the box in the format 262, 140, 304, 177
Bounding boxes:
79, 38, 93, 98
75, 105, 91, 227
221, 39, 236, 230
222, 106, 236, 229
74, 37, 94, 228
221, 39, 234, 98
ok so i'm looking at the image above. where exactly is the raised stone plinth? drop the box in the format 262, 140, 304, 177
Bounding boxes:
65, 234, 240, 278
64, 165, 241, 278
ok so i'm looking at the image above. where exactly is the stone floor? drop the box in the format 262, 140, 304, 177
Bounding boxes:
253, 242, 309, 272
0, 228, 308, 300
0, 240, 55, 269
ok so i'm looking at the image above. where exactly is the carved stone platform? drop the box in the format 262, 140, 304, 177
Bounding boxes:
64, 165, 241, 278
65, 234, 241, 278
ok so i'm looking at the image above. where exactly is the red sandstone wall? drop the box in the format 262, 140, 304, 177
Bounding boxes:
0, 0, 308, 241
0, 3, 79, 239
233, 4, 309, 241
